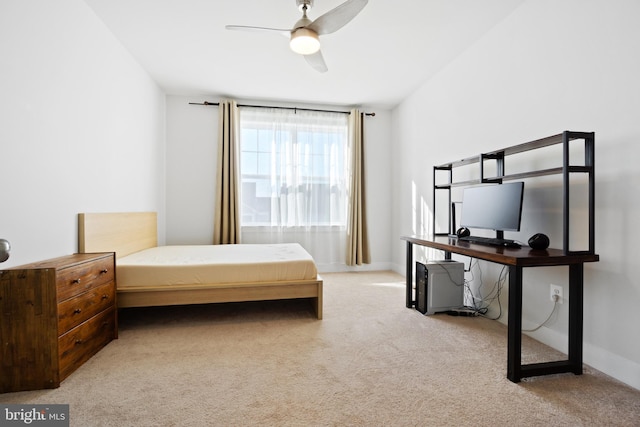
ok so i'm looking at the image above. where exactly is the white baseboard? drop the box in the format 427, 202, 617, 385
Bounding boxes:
316, 261, 393, 273
527, 327, 640, 391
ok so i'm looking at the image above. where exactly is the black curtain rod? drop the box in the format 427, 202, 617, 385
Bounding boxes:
189, 101, 375, 117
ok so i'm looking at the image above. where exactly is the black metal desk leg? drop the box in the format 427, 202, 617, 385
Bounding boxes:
568, 263, 584, 375
406, 241, 414, 308
507, 265, 523, 382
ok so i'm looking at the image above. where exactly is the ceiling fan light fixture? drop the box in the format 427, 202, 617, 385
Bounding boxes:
290, 28, 320, 55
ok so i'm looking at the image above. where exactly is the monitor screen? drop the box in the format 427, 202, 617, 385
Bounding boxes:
459, 182, 524, 232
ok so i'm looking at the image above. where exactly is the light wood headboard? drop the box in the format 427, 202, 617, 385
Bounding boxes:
78, 212, 157, 258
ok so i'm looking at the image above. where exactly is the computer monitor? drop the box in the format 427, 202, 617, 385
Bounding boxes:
459, 182, 524, 236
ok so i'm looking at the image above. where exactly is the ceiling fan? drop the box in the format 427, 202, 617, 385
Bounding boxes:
226, 0, 368, 73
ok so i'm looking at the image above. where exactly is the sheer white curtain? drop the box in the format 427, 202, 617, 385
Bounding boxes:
238, 107, 349, 268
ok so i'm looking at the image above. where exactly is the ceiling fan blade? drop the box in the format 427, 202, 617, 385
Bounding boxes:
305, 50, 328, 73
307, 0, 368, 35
225, 25, 290, 37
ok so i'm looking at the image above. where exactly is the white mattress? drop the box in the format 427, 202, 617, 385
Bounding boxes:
116, 244, 318, 289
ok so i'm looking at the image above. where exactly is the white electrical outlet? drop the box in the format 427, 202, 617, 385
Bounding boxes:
550, 284, 563, 304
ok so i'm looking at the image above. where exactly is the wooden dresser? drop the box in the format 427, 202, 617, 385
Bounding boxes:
0, 253, 117, 393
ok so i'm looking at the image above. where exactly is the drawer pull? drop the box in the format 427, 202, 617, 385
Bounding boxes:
73, 308, 82, 314
101, 294, 109, 300
100, 269, 108, 274
72, 279, 81, 284
75, 339, 83, 345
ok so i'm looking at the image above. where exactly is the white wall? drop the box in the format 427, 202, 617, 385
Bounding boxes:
165, 96, 393, 272
165, 97, 218, 245
391, 0, 640, 390
0, 0, 166, 268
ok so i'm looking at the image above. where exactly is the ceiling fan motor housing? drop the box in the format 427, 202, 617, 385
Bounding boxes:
293, 16, 313, 30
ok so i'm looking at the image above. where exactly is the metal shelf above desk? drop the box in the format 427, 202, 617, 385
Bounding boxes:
432, 131, 595, 255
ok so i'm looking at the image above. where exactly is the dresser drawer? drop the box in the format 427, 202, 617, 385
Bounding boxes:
57, 281, 115, 334
58, 307, 116, 381
56, 256, 114, 302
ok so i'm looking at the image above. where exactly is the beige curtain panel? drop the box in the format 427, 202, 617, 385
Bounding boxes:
346, 109, 371, 266
213, 99, 241, 244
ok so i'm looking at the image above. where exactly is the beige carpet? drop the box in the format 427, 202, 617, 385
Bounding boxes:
2, 271, 639, 426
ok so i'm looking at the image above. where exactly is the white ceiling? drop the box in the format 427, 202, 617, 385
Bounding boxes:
84, 0, 525, 109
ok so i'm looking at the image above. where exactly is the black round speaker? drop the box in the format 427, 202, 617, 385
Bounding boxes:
528, 233, 550, 250
456, 227, 470, 238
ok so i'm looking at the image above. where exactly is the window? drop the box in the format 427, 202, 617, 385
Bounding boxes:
239, 107, 350, 229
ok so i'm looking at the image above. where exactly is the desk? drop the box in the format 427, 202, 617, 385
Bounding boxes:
402, 235, 599, 383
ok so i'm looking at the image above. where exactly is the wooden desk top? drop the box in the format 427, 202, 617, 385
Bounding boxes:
402, 235, 599, 267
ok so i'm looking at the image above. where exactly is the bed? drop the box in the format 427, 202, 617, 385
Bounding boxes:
77, 212, 323, 319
